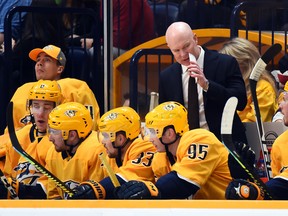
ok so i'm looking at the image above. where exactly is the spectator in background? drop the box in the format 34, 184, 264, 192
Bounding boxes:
11, 0, 66, 85
219, 37, 278, 122
81, 0, 156, 59
178, 0, 238, 29
61, 0, 100, 47
0, 0, 32, 48
271, 54, 288, 122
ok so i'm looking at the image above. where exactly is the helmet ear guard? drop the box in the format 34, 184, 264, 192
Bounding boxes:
48, 102, 93, 140
145, 101, 189, 139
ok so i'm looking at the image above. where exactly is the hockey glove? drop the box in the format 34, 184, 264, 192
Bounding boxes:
68, 180, 106, 199
0, 177, 46, 199
0, 177, 19, 199
228, 142, 256, 180
225, 179, 264, 200
115, 180, 159, 199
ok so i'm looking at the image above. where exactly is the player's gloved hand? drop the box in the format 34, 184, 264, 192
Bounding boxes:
225, 179, 264, 200
0, 177, 47, 199
114, 180, 159, 199
0, 177, 19, 199
68, 180, 106, 199
228, 142, 256, 180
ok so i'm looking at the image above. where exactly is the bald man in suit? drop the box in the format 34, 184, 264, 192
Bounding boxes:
159, 21, 247, 143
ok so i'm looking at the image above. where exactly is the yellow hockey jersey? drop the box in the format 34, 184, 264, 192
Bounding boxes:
8, 78, 100, 132
171, 129, 232, 199
152, 152, 172, 181
12, 135, 52, 192
45, 131, 106, 199
271, 130, 288, 177
238, 79, 277, 122
105, 137, 156, 183
3, 124, 42, 177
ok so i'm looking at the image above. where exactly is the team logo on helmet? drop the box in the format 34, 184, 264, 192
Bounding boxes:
106, 113, 118, 120
64, 110, 77, 118
163, 104, 176, 111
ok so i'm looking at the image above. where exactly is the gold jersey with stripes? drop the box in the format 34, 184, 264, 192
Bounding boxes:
106, 137, 156, 183
167, 129, 231, 199
45, 130, 106, 199
3, 124, 44, 177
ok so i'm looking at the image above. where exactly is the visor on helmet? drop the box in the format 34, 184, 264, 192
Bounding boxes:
100, 131, 116, 142
143, 127, 159, 140
47, 126, 61, 135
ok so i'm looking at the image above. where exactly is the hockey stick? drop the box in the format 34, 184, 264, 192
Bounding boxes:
221, 97, 273, 199
99, 152, 120, 187
249, 43, 282, 180
7, 102, 74, 197
0, 169, 19, 199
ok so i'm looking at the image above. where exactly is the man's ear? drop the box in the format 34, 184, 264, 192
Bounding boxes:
69, 130, 78, 140
167, 127, 176, 138
57, 65, 64, 74
116, 133, 126, 145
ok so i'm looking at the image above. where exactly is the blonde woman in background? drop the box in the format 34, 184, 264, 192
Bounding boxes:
220, 37, 278, 122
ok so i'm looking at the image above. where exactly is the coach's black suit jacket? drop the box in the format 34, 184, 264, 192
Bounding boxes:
159, 48, 247, 143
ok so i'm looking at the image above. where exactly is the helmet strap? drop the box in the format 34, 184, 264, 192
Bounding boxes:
160, 134, 180, 166
64, 138, 82, 154
112, 137, 131, 168
35, 123, 46, 136
165, 145, 176, 166
116, 148, 122, 167
64, 130, 91, 153
159, 134, 180, 145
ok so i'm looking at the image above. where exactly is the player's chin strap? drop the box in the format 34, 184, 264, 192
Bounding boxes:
36, 127, 47, 137
112, 138, 132, 167
160, 135, 180, 166
64, 131, 92, 155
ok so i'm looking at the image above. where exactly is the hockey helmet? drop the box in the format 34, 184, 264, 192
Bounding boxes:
28, 79, 62, 108
98, 107, 141, 142
145, 101, 189, 139
48, 102, 92, 140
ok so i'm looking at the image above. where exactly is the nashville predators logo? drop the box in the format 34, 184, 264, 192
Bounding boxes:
106, 113, 118, 120
63, 180, 79, 200
163, 104, 176, 111
14, 162, 42, 186
39, 84, 46, 88
65, 110, 77, 118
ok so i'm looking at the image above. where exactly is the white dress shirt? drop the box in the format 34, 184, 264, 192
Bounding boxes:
181, 46, 209, 130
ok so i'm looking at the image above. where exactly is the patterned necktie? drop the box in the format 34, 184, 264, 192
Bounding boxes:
188, 76, 200, 129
